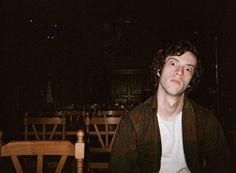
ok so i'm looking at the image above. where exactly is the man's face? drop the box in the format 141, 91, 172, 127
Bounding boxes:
158, 51, 197, 97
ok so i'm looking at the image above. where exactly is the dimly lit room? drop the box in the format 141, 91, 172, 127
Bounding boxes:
1, 0, 236, 172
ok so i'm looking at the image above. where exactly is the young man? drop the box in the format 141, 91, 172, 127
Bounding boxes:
109, 40, 231, 173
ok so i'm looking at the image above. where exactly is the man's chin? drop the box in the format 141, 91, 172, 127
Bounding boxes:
166, 89, 185, 97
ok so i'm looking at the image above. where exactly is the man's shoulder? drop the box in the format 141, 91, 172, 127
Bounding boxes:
186, 97, 216, 122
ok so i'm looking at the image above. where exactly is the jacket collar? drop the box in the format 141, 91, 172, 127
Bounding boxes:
150, 92, 195, 114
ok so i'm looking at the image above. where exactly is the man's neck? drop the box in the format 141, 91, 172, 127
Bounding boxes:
157, 90, 184, 121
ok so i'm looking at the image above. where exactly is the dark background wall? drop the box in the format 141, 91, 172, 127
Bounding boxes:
1, 0, 236, 137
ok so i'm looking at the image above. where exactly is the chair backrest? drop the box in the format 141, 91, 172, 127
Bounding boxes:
24, 113, 66, 140
85, 113, 122, 171
0, 130, 85, 173
55, 110, 86, 124
97, 110, 126, 117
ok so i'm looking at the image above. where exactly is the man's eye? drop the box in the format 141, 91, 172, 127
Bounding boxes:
170, 61, 176, 65
185, 67, 193, 72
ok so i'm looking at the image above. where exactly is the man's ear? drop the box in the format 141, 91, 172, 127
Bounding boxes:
157, 69, 161, 77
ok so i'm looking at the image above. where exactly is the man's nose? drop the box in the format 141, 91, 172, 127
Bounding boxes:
175, 67, 183, 77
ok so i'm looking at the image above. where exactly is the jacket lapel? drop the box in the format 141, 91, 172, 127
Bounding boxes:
150, 93, 162, 171
182, 97, 201, 172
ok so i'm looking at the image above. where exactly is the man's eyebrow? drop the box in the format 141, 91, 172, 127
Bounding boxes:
165, 57, 179, 62
186, 64, 196, 68
166, 57, 196, 69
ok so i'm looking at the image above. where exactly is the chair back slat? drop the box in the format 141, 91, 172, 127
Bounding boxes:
55, 155, 67, 173
37, 155, 43, 173
49, 124, 58, 140
109, 123, 119, 148
32, 124, 40, 140
93, 124, 106, 148
11, 155, 23, 173
90, 117, 121, 124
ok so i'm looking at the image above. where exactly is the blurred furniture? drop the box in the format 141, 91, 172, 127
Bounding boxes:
54, 110, 86, 138
85, 113, 122, 172
55, 110, 86, 125
111, 69, 149, 107
97, 110, 126, 117
0, 130, 85, 173
24, 113, 66, 140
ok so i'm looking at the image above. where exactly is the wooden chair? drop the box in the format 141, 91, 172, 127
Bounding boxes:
0, 130, 85, 173
85, 113, 122, 172
24, 113, 66, 140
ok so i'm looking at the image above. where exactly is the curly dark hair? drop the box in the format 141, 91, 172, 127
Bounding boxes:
150, 40, 202, 93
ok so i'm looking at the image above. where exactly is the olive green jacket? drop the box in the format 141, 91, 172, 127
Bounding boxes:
109, 94, 231, 173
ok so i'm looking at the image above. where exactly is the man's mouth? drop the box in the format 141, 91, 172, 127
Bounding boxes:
170, 79, 181, 85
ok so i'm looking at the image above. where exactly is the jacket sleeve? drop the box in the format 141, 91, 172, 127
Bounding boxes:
203, 113, 232, 173
109, 115, 142, 173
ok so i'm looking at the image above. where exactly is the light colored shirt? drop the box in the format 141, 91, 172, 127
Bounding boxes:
157, 112, 191, 173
